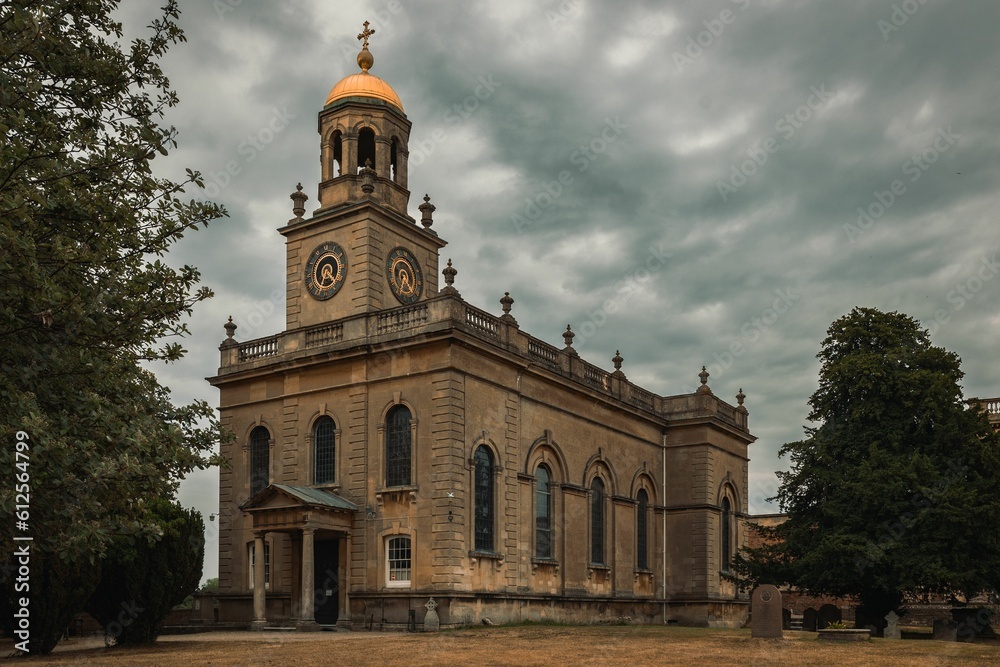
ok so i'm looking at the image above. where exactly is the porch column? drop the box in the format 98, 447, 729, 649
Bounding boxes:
339, 531, 351, 627
251, 531, 267, 631
297, 527, 319, 630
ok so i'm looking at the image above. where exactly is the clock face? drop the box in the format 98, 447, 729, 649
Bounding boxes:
386, 247, 423, 305
304, 242, 347, 300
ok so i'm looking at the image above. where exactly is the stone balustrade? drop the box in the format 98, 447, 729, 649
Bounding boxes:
219, 293, 750, 432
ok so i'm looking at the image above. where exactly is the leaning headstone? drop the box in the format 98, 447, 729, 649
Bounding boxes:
751, 585, 783, 638
423, 597, 440, 632
884, 611, 900, 639
932, 619, 958, 642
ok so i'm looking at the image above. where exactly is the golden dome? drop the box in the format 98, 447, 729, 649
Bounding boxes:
324, 71, 404, 112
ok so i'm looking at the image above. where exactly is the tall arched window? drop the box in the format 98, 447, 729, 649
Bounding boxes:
385, 405, 411, 487
390, 137, 399, 182
474, 446, 494, 552
535, 464, 553, 559
591, 478, 606, 565
313, 416, 336, 485
249, 426, 269, 496
636, 488, 649, 570
357, 128, 375, 173
721, 496, 733, 572
331, 130, 342, 177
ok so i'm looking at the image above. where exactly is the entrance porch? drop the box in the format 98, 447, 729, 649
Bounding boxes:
240, 484, 358, 631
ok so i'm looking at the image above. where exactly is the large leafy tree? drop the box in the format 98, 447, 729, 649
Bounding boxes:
734, 307, 1000, 631
0, 0, 227, 653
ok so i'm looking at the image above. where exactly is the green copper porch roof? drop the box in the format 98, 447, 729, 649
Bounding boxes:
270, 484, 359, 511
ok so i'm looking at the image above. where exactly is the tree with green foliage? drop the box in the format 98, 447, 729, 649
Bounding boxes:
733, 307, 1000, 633
85, 499, 204, 645
0, 0, 227, 653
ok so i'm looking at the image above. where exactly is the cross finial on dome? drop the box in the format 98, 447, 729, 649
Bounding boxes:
357, 21, 375, 72
358, 21, 375, 48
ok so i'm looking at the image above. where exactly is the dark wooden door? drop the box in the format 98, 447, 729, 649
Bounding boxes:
314, 539, 339, 625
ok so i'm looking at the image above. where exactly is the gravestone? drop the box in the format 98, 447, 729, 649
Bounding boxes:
883, 611, 900, 639
423, 597, 440, 632
817, 604, 842, 630
932, 619, 958, 642
751, 585, 783, 638
802, 607, 818, 632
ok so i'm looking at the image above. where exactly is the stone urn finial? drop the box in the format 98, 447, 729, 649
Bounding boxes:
290, 182, 308, 220
419, 194, 436, 231
360, 159, 376, 195
221, 316, 238, 348
697, 365, 712, 394
442, 258, 459, 296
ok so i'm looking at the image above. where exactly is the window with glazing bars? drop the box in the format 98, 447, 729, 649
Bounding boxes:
385, 406, 411, 487
591, 477, 606, 565
636, 488, 649, 570
387, 536, 411, 585
474, 446, 494, 552
535, 464, 553, 559
249, 426, 269, 496
722, 497, 732, 572
313, 416, 336, 484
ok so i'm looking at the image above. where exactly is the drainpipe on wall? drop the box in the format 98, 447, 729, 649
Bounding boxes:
661, 430, 667, 624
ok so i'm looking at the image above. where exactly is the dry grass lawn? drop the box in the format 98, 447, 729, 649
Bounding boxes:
3, 625, 999, 666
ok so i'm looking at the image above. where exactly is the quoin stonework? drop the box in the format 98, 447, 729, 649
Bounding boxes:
208, 25, 756, 631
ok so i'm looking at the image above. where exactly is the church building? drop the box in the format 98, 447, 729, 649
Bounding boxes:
208, 24, 756, 630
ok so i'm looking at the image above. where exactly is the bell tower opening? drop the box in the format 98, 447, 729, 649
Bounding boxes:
331, 130, 342, 178
357, 128, 376, 173
390, 137, 399, 183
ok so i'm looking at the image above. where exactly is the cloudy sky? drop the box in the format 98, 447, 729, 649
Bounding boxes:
119, 1, 1000, 580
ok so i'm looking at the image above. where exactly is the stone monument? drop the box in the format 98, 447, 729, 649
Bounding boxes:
883, 611, 900, 639
751, 585, 783, 638
423, 597, 440, 632
933, 618, 958, 642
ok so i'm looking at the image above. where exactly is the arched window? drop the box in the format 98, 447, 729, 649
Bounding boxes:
591, 477, 606, 565
357, 128, 375, 173
331, 130, 342, 177
535, 464, 553, 559
313, 416, 335, 485
721, 496, 733, 572
249, 426, 269, 496
636, 488, 649, 570
390, 137, 399, 182
474, 446, 495, 552
385, 405, 411, 487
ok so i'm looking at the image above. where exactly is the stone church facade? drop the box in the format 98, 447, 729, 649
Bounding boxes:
208, 28, 756, 630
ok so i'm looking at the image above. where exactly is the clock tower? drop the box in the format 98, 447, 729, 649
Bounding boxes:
279, 22, 445, 330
